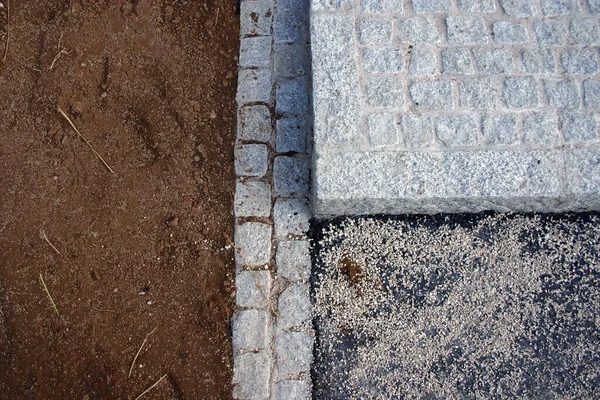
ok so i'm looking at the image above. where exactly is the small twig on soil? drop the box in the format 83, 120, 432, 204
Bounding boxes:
214, 6, 219, 27
39, 273, 59, 315
223, 233, 280, 317
49, 33, 69, 71
2, 0, 9, 63
90, 307, 115, 313
57, 107, 115, 174
134, 374, 167, 400
40, 229, 61, 255
128, 326, 158, 378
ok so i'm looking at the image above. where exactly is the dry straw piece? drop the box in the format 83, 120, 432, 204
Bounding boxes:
58, 107, 115, 174
49, 33, 69, 71
39, 273, 59, 315
128, 326, 158, 378
40, 229, 61, 255
134, 374, 167, 400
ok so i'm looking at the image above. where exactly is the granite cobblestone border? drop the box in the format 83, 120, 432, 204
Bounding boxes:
232, 0, 313, 398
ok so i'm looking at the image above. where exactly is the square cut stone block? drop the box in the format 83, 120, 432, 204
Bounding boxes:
492, 22, 528, 44
482, 114, 519, 146
358, 17, 393, 45
239, 36, 272, 68
446, 16, 488, 45
570, 19, 600, 46
276, 117, 309, 153
361, 0, 403, 14
366, 114, 399, 148
559, 111, 598, 143
522, 111, 560, 146
237, 69, 272, 105
435, 114, 479, 147
441, 48, 474, 75
584, 80, 600, 108
279, 0, 308, 10
274, 198, 311, 239
239, 105, 272, 143
561, 49, 599, 75
401, 114, 435, 149
236, 270, 272, 308
240, 0, 274, 37
235, 180, 272, 217
277, 283, 311, 329
408, 46, 438, 76
365, 77, 404, 108
276, 240, 311, 281
232, 309, 269, 351
275, 44, 309, 77
276, 77, 310, 116
459, 78, 499, 110
544, 79, 579, 109
312, 0, 354, 11
522, 48, 555, 74
274, 10, 308, 44
396, 17, 441, 44
412, 0, 452, 13
233, 351, 270, 399
534, 20, 567, 46
498, 0, 533, 17
235, 144, 269, 177
473, 48, 513, 74
275, 331, 314, 375
235, 222, 272, 268
541, 0, 579, 16
362, 48, 404, 74
504, 77, 538, 109
275, 380, 312, 400
409, 80, 453, 110
273, 156, 310, 196
459, 0, 496, 12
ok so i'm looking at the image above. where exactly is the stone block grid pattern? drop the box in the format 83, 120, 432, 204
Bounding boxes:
234, 0, 314, 399
322, 1, 600, 152
311, 0, 600, 216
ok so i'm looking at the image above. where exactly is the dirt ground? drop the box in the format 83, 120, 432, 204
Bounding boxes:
0, 1, 238, 398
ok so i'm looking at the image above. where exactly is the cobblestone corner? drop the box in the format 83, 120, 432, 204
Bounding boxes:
233, 0, 314, 399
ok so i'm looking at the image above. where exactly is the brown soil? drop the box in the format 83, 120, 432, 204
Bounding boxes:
0, 1, 238, 398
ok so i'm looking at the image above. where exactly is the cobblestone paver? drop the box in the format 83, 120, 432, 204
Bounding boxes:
312, 0, 600, 216
233, 0, 313, 398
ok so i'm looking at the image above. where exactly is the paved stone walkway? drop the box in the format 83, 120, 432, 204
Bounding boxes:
312, 0, 600, 216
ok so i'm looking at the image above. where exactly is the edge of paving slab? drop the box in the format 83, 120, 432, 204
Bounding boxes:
232, 0, 314, 399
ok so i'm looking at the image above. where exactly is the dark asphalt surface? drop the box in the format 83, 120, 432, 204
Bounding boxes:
310, 212, 600, 399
